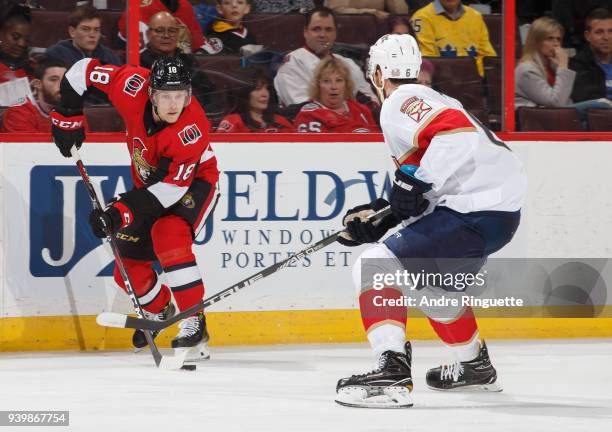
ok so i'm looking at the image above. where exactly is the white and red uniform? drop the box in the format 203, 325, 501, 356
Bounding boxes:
294, 99, 380, 133
355, 83, 526, 364
64, 58, 219, 314
274, 48, 377, 106
381, 84, 525, 213
217, 113, 295, 133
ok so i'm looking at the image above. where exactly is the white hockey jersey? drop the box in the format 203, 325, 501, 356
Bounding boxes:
381, 84, 526, 213
274, 47, 377, 106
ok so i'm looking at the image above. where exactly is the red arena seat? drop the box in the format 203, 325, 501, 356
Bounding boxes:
587, 109, 612, 131
426, 57, 487, 122
84, 106, 125, 132
245, 14, 306, 53
517, 107, 582, 131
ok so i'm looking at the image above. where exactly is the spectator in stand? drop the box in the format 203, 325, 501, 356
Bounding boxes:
118, 0, 218, 54
274, 7, 377, 112
46, 5, 122, 68
217, 67, 294, 132
515, 17, 576, 108
46, 5, 121, 105
294, 57, 380, 132
552, 0, 612, 50
252, 0, 315, 13
140, 11, 219, 116
0, 5, 32, 84
1, 57, 67, 133
324, 0, 408, 21
410, 0, 496, 76
206, 0, 258, 54
570, 8, 612, 103
388, 15, 416, 37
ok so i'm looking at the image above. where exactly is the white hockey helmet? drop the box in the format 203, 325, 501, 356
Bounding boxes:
367, 34, 422, 99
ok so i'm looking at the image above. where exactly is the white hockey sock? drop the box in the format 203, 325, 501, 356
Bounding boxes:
449, 333, 481, 362
367, 324, 406, 359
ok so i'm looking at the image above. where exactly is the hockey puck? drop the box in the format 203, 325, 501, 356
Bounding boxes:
181, 365, 196, 371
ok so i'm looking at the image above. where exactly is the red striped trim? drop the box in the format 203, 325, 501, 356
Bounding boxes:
415, 109, 475, 151
359, 288, 408, 332
427, 306, 478, 345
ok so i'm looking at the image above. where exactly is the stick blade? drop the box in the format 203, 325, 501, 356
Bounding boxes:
96, 312, 129, 328
159, 350, 189, 371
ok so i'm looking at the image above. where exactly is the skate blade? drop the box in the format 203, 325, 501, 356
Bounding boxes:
335, 386, 413, 409
175, 342, 211, 363
427, 381, 503, 392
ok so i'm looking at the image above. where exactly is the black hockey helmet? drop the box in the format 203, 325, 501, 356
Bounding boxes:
150, 56, 191, 91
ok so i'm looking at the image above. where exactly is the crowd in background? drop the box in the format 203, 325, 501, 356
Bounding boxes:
0, 0, 609, 133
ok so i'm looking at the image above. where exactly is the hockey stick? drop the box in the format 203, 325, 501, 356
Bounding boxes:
97, 206, 392, 332
72, 148, 185, 370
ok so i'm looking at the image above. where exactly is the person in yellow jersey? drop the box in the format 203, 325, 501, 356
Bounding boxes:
410, 0, 496, 76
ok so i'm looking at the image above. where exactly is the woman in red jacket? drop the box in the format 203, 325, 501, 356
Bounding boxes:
217, 67, 294, 133
294, 57, 380, 133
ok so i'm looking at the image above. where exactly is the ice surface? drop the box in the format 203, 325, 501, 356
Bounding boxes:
0, 339, 611, 432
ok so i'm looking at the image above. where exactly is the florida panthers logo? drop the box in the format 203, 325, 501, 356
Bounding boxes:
132, 137, 156, 182
178, 124, 202, 146
124, 74, 146, 97
400, 96, 432, 123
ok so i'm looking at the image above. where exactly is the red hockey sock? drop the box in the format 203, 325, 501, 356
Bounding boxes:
428, 306, 478, 345
113, 258, 171, 314
359, 287, 408, 332
152, 215, 204, 314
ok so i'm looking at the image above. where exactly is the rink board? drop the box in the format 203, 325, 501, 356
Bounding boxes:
1, 140, 612, 351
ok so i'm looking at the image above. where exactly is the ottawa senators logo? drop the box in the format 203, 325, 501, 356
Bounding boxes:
180, 192, 195, 209
123, 74, 146, 97
132, 137, 156, 182
178, 124, 202, 146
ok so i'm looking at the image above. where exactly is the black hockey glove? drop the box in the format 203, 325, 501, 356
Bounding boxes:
337, 198, 400, 247
89, 205, 124, 238
390, 165, 432, 221
50, 108, 86, 158
89, 188, 165, 238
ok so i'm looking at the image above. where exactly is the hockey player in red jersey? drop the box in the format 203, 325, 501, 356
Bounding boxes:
50, 57, 219, 362
334, 34, 526, 408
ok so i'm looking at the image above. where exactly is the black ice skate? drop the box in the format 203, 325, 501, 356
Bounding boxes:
171, 311, 210, 362
426, 340, 502, 392
132, 302, 176, 350
335, 342, 413, 408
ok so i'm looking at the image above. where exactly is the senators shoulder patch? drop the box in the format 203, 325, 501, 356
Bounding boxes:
178, 124, 203, 146
400, 96, 432, 123
123, 74, 146, 97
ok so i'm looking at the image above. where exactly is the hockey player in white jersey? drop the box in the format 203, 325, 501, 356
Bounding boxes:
334, 34, 526, 408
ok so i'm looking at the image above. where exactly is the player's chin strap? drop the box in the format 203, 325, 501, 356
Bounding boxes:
71, 146, 186, 370
369, 73, 386, 103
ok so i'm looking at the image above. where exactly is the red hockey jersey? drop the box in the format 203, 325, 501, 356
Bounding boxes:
216, 113, 295, 133
64, 58, 218, 208
1, 97, 90, 133
294, 100, 380, 133
1, 97, 52, 133
0, 63, 29, 84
